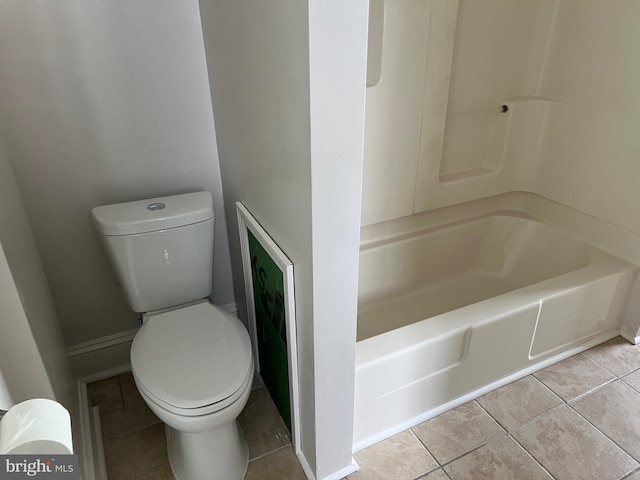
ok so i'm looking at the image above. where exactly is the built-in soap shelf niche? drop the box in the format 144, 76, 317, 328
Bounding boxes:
438, 100, 513, 183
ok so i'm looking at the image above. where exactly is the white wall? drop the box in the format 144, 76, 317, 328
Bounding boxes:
308, 2, 368, 477
0, 0, 234, 346
0, 142, 74, 412
199, 0, 367, 477
198, 0, 317, 470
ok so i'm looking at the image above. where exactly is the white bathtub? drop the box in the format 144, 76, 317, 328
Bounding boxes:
354, 192, 640, 449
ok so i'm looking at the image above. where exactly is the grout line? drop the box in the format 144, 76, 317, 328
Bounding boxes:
433, 443, 487, 471
508, 433, 558, 480
117, 374, 126, 411
101, 418, 164, 443
438, 439, 500, 470
565, 376, 617, 404
247, 443, 292, 463
622, 467, 640, 479
408, 427, 442, 467
528, 372, 564, 401
415, 467, 452, 480
581, 356, 622, 378
473, 398, 510, 433
621, 375, 640, 394
411, 400, 508, 469
580, 341, 640, 379
567, 390, 640, 469
470, 379, 563, 477
405, 429, 441, 478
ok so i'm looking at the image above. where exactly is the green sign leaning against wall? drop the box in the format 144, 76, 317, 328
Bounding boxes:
247, 229, 291, 431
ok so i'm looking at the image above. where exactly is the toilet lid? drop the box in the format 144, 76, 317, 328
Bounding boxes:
131, 302, 253, 410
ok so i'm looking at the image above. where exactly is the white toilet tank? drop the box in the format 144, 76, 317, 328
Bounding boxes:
91, 192, 215, 313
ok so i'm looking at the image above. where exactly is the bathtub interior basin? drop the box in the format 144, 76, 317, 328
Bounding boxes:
358, 211, 591, 341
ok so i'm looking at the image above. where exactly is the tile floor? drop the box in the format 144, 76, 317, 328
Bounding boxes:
87, 373, 305, 479
89, 336, 640, 480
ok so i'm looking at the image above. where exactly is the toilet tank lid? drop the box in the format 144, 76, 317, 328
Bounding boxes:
91, 192, 214, 236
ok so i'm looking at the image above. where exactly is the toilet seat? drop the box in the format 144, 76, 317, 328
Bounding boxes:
131, 302, 253, 414
135, 364, 253, 417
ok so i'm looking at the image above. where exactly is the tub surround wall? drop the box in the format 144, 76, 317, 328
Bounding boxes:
523, 0, 640, 236
414, 0, 557, 214
362, 0, 558, 224
361, 0, 430, 225
362, 0, 640, 245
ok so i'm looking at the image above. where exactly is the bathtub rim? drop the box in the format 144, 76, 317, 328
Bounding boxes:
360, 191, 640, 265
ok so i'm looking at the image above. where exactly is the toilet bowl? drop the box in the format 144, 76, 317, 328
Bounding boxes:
131, 301, 254, 480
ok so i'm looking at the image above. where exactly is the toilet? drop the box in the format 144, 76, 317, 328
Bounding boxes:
91, 192, 253, 480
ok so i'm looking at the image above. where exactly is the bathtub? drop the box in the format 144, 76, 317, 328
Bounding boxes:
354, 192, 640, 449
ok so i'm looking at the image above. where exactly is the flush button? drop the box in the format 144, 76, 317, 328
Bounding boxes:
147, 202, 166, 211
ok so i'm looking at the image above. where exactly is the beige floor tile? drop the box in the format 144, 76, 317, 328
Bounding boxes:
103, 432, 135, 480
88, 376, 124, 415
350, 430, 438, 480
131, 423, 174, 480
477, 376, 562, 431
412, 401, 504, 465
119, 372, 147, 410
95, 373, 303, 479
583, 336, 640, 377
513, 405, 638, 480
245, 446, 306, 480
572, 380, 640, 462
444, 435, 552, 480
239, 386, 291, 460
623, 369, 640, 392
100, 401, 161, 440
533, 353, 614, 401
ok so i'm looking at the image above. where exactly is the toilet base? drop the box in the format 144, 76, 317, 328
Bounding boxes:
166, 420, 249, 480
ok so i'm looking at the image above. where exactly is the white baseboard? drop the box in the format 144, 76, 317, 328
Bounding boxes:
76, 382, 108, 480
296, 450, 358, 480
620, 329, 640, 345
68, 303, 238, 382
90, 406, 108, 480
69, 329, 136, 383
297, 450, 315, 480
76, 382, 93, 480
321, 461, 359, 480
